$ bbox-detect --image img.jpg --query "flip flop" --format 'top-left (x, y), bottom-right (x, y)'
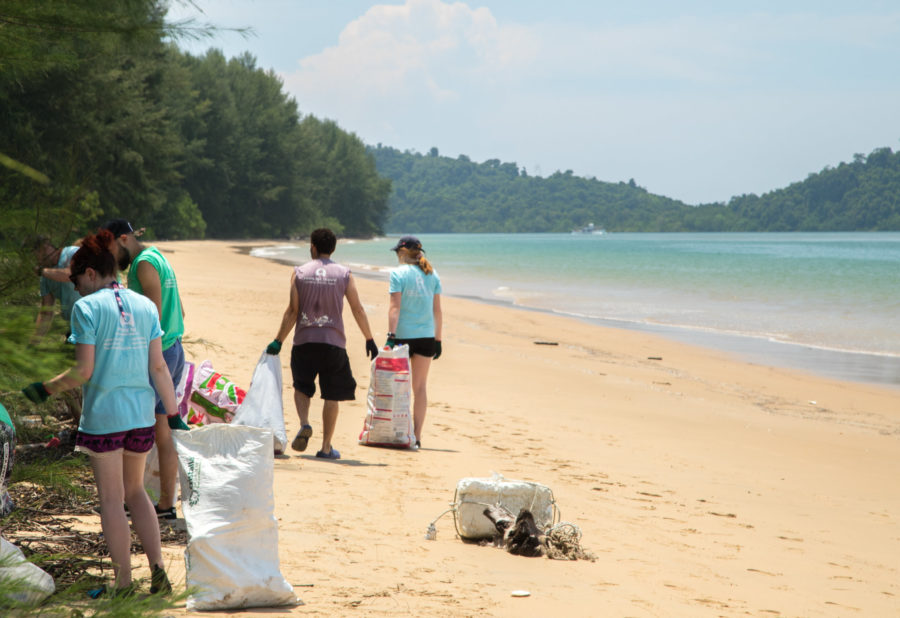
top-left (291, 425), bottom-right (313, 452)
top-left (315, 447), bottom-right (341, 460)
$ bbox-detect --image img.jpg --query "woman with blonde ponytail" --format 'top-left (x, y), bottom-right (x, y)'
top-left (386, 236), bottom-right (442, 449)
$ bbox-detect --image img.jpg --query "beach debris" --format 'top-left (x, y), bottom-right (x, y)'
top-left (511, 590), bottom-right (531, 597)
top-left (482, 507), bottom-right (596, 561)
top-left (425, 523), bottom-right (437, 540)
top-left (647, 356), bottom-right (662, 360)
top-left (534, 341), bottom-right (558, 345)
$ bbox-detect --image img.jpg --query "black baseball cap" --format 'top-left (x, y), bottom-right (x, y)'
top-left (103, 219), bottom-right (143, 237)
top-left (390, 236), bottom-right (422, 251)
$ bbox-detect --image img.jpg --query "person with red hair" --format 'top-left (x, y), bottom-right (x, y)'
top-left (22, 229), bottom-right (174, 598)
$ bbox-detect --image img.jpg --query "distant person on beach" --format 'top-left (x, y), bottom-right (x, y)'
top-left (386, 236), bottom-right (442, 449)
top-left (104, 219), bottom-right (185, 521)
top-left (267, 228), bottom-right (378, 460)
top-left (30, 236), bottom-right (82, 343)
top-left (21, 230), bottom-right (173, 597)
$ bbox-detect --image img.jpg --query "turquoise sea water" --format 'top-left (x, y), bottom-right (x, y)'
top-left (253, 233), bottom-right (900, 387)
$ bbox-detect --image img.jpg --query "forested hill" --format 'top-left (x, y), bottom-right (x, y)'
top-left (369, 145), bottom-right (900, 232)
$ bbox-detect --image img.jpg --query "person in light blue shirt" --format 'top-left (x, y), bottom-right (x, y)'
top-left (21, 229), bottom-right (174, 598)
top-left (31, 237), bottom-right (82, 342)
top-left (386, 236), bottom-right (443, 449)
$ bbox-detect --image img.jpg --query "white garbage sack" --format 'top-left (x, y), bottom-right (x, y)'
top-left (232, 353), bottom-right (288, 453)
top-left (358, 344), bottom-right (415, 448)
top-left (173, 425), bottom-right (297, 611)
top-left (453, 472), bottom-right (558, 540)
top-left (0, 536), bottom-right (55, 605)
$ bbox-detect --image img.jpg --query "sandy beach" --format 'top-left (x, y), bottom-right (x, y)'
top-left (152, 240), bottom-right (899, 617)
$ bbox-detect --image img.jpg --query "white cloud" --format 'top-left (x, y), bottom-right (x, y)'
top-left (275, 0), bottom-right (900, 202)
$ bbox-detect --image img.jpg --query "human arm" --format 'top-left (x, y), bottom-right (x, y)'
top-left (41, 267), bottom-right (72, 283)
top-left (345, 275), bottom-right (378, 358)
top-left (148, 337), bottom-right (178, 417)
top-left (24, 343), bottom-right (94, 401)
top-left (387, 292), bottom-right (402, 346)
top-left (269, 271), bottom-right (299, 353)
top-left (32, 294), bottom-right (56, 342)
top-left (433, 294), bottom-right (443, 359)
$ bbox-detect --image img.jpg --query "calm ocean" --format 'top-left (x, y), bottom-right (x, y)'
top-left (252, 233), bottom-right (900, 388)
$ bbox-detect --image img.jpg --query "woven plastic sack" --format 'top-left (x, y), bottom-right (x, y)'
top-left (358, 345), bottom-right (414, 448)
top-left (173, 424), bottom-right (297, 611)
top-left (454, 472), bottom-right (558, 540)
top-left (189, 360), bottom-right (246, 424)
top-left (232, 353), bottom-right (288, 454)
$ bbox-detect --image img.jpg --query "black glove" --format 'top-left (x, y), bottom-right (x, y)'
top-left (433, 340), bottom-right (442, 360)
top-left (266, 339), bottom-right (282, 355)
top-left (23, 381), bottom-right (50, 403)
top-left (365, 339), bottom-right (378, 360)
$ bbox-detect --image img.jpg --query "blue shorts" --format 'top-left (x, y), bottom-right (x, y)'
top-left (152, 338), bottom-right (185, 415)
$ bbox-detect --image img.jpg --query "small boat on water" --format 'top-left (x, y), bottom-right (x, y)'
top-left (571, 223), bottom-right (606, 235)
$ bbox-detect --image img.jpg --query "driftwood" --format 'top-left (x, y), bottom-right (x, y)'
top-left (482, 506), bottom-right (546, 557)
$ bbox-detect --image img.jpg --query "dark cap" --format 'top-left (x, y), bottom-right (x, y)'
top-left (390, 236), bottom-right (422, 252)
top-left (103, 219), bottom-right (143, 237)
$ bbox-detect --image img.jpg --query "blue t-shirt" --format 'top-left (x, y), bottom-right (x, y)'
top-left (69, 286), bottom-right (163, 435)
top-left (39, 246), bottom-right (81, 320)
top-left (389, 264), bottom-right (442, 339)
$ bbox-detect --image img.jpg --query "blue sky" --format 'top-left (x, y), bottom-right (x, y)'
top-left (166, 0), bottom-right (900, 204)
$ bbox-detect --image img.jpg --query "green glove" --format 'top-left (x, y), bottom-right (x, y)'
top-left (385, 337), bottom-right (396, 349)
top-left (168, 414), bottom-right (190, 431)
top-left (266, 339), bottom-right (282, 355)
top-left (22, 382), bottom-right (50, 403)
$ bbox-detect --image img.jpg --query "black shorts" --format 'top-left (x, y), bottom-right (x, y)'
top-left (291, 342), bottom-right (357, 401)
top-left (394, 337), bottom-right (436, 358)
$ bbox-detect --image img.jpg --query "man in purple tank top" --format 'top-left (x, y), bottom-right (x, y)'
top-left (267, 229), bottom-right (378, 460)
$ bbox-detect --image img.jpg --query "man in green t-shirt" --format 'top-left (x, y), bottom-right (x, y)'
top-left (105, 219), bottom-right (185, 521)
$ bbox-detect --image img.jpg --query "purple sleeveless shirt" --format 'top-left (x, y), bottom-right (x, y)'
top-left (292, 258), bottom-right (350, 348)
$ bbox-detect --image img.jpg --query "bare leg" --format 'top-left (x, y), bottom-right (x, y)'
top-left (409, 354), bottom-right (432, 443)
top-left (293, 389), bottom-right (311, 427)
top-left (91, 451), bottom-right (133, 588)
top-left (154, 415), bottom-right (177, 510)
top-left (320, 400), bottom-right (339, 453)
top-left (123, 451), bottom-right (163, 569)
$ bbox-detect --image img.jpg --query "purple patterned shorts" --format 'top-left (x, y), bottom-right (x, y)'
top-left (75, 426), bottom-right (155, 455)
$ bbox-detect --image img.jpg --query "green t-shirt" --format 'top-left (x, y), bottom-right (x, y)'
top-left (127, 246), bottom-right (184, 350)
top-left (0, 402), bottom-right (11, 428)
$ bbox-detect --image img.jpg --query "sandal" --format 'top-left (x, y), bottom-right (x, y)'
top-left (315, 447), bottom-right (340, 460)
top-left (291, 425), bottom-right (313, 452)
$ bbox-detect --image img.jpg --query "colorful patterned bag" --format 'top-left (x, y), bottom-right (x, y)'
top-left (189, 360), bottom-right (246, 424)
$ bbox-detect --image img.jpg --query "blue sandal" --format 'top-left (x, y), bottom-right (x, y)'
top-left (315, 447), bottom-right (340, 460)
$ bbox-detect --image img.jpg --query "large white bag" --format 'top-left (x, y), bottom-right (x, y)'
top-left (0, 536), bottom-right (55, 605)
top-left (453, 473), bottom-right (558, 540)
top-left (359, 345), bottom-right (415, 448)
top-left (173, 425), bottom-right (297, 611)
top-left (232, 353), bottom-right (288, 453)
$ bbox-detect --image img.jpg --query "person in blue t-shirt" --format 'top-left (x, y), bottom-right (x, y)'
top-left (22, 230), bottom-right (174, 598)
top-left (386, 236), bottom-right (443, 449)
top-left (30, 236), bottom-right (82, 343)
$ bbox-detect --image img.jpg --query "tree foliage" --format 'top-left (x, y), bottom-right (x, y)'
top-left (371, 144), bottom-right (900, 232)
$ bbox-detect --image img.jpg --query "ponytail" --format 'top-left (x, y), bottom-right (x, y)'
top-left (398, 247), bottom-right (433, 275)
